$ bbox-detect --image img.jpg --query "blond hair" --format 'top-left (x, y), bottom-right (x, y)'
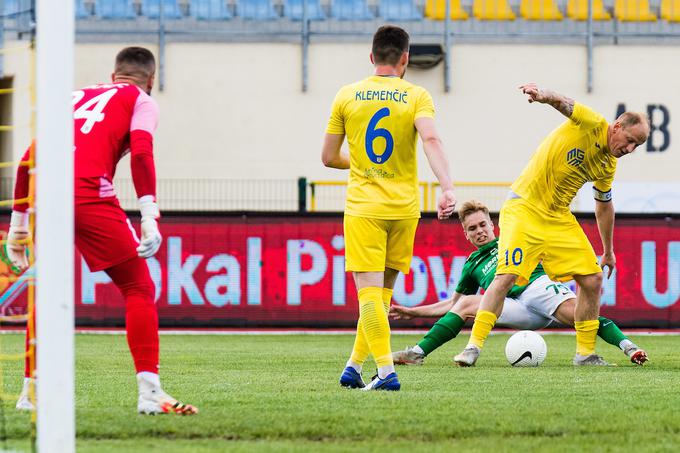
top-left (457, 199), bottom-right (490, 223)
top-left (617, 111), bottom-right (650, 133)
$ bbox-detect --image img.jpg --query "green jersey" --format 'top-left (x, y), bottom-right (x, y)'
top-left (455, 238), bottom-right (545, 298)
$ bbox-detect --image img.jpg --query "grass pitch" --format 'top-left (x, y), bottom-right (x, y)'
top-left (2, 332), bottom-right (680, 452)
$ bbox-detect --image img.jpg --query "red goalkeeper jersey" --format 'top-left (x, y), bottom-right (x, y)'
top-left (14, 82), bottom-right (159, 211)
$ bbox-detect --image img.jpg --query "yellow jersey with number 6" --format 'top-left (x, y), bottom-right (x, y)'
top-left (326, 76), bottom-right (435, 219)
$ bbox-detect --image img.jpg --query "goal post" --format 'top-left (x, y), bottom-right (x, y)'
top-left (35, 0), bottom-right (75, 451)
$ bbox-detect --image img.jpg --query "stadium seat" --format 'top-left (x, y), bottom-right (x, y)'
top-left (567, 0), bottom-right (611, 19)
top-left (3, 0), bottom-right (18, 16)
top-left (331, 0), bottom-right (375, 19)
top-left (285, 0), bottom-right (326, 20)
top-left (473, 0), bottom-right (516, 19)
top-left (615, 0), bottom-right (657, 20)
top-left (76, 0), bottom-right (92, 18)
top-left (520, 0), bottom-right (563, 19)
top-left (142, 0), bottom-right (184, 19)
top-left (191, 0), bottom-right (233, 19)
top-left (424, 0), bottom-right (469, 19)
top-left (379, 0), bottom-right (423, 20)
top-left (237, 0), bottom-right (279, 19)
top-left (96, 0), bottom-right (138, 19)
top-left (661, 0), bottom-right (680, 21)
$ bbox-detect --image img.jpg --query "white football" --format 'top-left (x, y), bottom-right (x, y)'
top-left (505, 330), bottom-right (547, 367)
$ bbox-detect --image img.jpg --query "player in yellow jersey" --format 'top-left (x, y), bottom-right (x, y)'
top-left (322, 25), bottom-right (456, 390)
top-left (454, 83), bottom-right (649, 367)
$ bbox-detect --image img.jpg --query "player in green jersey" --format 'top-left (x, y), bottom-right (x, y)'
top-left (391, 200), bottom-right (648, 366)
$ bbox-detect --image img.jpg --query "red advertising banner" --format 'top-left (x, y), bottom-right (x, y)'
top-left (2, 214), bottom-right (680, 327)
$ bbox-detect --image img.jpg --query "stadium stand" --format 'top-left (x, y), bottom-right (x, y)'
top-left (96, 0), bottom-right (138, 19)
top-left (141, 0), bottom-right (185, 19)
top-left (285, 0), bottom-right (327, 20)
top-left (331, 0), bottom-right (375, 19)
top-left (615, 0), bottom-right (657, 20)
top-left (77, 0), bottom-right (91, 18)
top-left (191, 0), bottom-right (233, 19)
top-left (379, 0), bottom-right (423, 20)
top-left (237, 0), bottom-right (280, 19)
top-left (567, 0), bottom-right (611, 19)
top-left (473, 0), bottom-right (516, 19)
top-left (662, 0), bottom-right (680, 20)
top-left (424, 0), bottom-right (469, 20)
top-left (520, 0), bottom-right (564, 19)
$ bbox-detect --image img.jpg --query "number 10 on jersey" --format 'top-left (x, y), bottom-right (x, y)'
top-left (365, 107), bottom-right (394, 164)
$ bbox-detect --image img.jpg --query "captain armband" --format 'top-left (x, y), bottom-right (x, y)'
top-left (593, 186), bottom-right (612, 202)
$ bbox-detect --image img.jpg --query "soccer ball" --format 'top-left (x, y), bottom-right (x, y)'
top-left (505, 330), bottom-right (547, 367)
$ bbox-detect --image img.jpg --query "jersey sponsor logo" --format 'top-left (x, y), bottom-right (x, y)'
top-left (482, 249), bottom-right (498, 275)
top-left (566, 148), bottom-right (585, 167)
top-left (511, 350), bottom-right (533, 366)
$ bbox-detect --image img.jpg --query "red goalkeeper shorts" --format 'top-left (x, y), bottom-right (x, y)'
top-left (75, 197), bottom-right (140, 272)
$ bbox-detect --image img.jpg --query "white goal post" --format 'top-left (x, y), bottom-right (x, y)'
top-left (35, 0), bottom-right (75, 451)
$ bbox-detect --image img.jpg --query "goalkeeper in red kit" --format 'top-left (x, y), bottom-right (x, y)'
top-left (8, 47), bottom-right (197, 415)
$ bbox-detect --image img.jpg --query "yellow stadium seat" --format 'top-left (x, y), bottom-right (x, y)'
top-left (661, 0), bottom-right (680, 21)
top-left (425, 0), bottom-right (469, 19)
top-left (521, 0), bottom-right (563, 19)
top-left (615, 0), bottom-right (657, 20)
top-left (473, 0), bottom-right (516, 19)
top-left (567, 0), bottom-right (611, 19)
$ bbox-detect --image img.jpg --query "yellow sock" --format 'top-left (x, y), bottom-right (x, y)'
top-left (575, 319), bottom-right (600, 356)
top-left (382, 288), bottom-right (394, 314)
top-left (350, 319), bottom-right (370, 365)
top-left (470, 310), bottom-right (497, 349)
top-left (358, 286), bottom-right (393, 368)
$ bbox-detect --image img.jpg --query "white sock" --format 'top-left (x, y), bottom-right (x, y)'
top-left (377, 365), bottom-right (395, 379)
top-left (24, 377), bottom-right (33, 386)
top-left (413, 345), bottom-right (425, 355)
top-left (137, 372), bottom-right (161, 388)
top-left (346, 360), bottom-right (362, 373)
top-left (619, 339), bottom-right (635, 353)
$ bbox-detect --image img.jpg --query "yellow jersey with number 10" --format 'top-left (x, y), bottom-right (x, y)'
top-left (326, 76), bottom-right (435, 220)
top-left (511, 102), bottom-right (617, 215)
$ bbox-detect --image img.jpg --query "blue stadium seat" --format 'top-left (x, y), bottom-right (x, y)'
top-left (379, 0), bottom-right (422, 19)
top-left (76, 0), bottom-right (92, 18)
top-left (96, 0), bottom-right (138, 19)
top-left (3, 0), bottom-right (18, 16)
top-left (141, 0), bottom-right (184, 19)
top-left (285, 0), bottom-right (326, 20)
top-left (191, 0), bottom-right (233, 19)
top-left (237, 0), bottom-right (279, 19)
top-left (331, 0), bottom-right (375, 19)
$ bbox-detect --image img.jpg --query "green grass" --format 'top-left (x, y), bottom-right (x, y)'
top-left (1, 333), bottom-right (680, 452)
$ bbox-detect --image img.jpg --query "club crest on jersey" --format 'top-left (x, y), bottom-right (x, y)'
top-left (566, 148), bottom-right (585, 167)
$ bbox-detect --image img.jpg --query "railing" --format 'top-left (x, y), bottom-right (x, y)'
top-left (0, 177), bottom-right (512, 213)
top-left (307, 179), bottom-right (512, 212)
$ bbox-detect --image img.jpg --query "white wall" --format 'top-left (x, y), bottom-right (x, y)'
top-left (5, 41), bottom-right (679, 209)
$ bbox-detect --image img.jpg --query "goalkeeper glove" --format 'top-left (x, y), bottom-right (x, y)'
top-left (4, 211), bottom-right (29, 274)
top-left (136, 196), bottom-right (162, 258)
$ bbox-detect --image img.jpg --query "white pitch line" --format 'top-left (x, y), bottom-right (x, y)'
top-left (1, 329), bottom-right (679, 336)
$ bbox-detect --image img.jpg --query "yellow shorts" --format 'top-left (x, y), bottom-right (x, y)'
top-left (344, 215), bottom-right (419, 274)
top-left (497, 198), bottom-right (601, 285)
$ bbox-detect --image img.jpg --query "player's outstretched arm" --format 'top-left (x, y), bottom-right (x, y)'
top-left (415, 117), bottom-right (456, 220)
top-left (595, 199), bottom-right (616, 278)
top-left (519, 83), bottom-right (575, 118)
top-left (321, 133), bottom-right (349, 169)
top-left (389, 293), bottom-right (461, 319)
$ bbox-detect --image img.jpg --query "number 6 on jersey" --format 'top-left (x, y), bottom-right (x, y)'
top-left (365, 107), bottom-right (394, 164)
